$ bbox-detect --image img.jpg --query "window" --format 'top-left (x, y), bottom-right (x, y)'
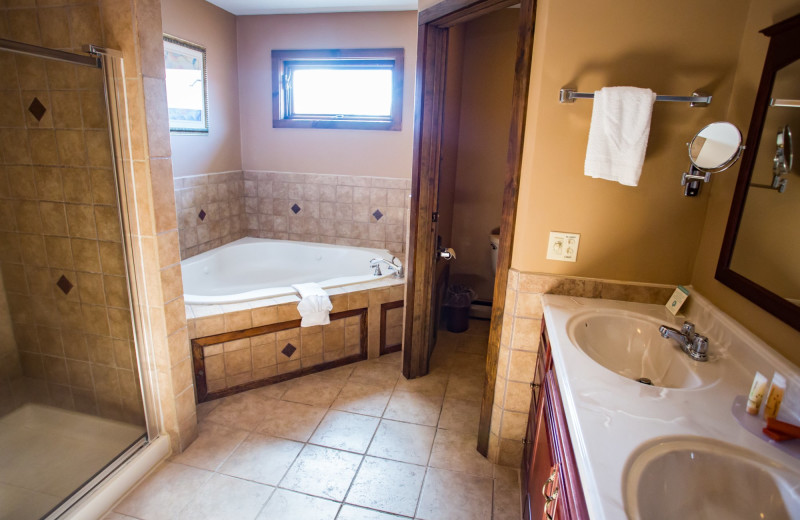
top-left (272, 49), bottom-right (404, 131)
top-left (163, 35), bottom-right (208, 133)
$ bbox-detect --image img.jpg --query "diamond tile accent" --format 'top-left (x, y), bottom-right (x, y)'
top-left (281, 343), bottom-right (297, 358)
top-left (372, 209), bottom-right (383, 221)
top-left (28, 97), bottom-right (46, 122)
top-left (291, 203), bottom-right (301, 214)
top-left (56, 275), bottom-right (73, 295)
top-left (198, 209), bottom-right (206, 221)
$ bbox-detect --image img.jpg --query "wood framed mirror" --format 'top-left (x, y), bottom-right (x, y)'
top-left (716, 13), bottom-right (800, 331)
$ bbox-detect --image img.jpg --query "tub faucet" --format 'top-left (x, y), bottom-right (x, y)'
top-left (370, 257), bottom-right (404, 278)
top-left (659, 321), bottom-right (709, 362)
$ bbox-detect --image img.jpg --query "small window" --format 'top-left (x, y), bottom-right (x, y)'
top-left (272, 49), bottom-right (404, 131)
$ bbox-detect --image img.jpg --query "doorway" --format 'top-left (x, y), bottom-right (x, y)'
top-left (403, 0), bottom-right (536, 456)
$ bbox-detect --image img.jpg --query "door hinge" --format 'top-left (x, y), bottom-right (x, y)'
top-left (432, 212), bottom-right (438, 222)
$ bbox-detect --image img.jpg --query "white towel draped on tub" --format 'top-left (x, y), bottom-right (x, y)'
top-left (292, 283), bottom-right (333, 327)
top-left (584, 86), bottom-right (657, 186)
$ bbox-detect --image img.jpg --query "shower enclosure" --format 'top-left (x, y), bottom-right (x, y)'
top-left (0, 38), bottom-right (156, 519)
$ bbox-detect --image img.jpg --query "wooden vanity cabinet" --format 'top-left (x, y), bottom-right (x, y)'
top-left (522, 319), bottom-right (589, 520)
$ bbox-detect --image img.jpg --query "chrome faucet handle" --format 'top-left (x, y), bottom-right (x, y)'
top-left (681, 322), bottom-right (696, 339)
top-left (689, 334), bottom-right (709, 361)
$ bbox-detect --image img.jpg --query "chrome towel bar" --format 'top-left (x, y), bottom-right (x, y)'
top-left (559, 88), bottom-right (712, 107)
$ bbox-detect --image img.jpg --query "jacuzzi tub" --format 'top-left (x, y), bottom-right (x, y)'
top-left (182, 238), bottom-right (400, 305)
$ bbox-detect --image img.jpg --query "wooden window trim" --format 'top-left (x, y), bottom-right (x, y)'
top-left (271, 48), bottom-right (404, 131)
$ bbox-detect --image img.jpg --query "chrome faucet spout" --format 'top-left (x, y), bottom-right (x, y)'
top-left (369, 257), bottom-right (404, 278)
top-left (659, 321), bottom-right (709, 362)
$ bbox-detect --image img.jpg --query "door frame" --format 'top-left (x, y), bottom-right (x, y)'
top-left (403, 0), bottom-right (537, 455)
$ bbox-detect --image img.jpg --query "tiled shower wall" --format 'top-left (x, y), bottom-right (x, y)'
top-left (487, 269), bottom-right (676, 466)
top-left (0, 49), bottom-right (143, 423)
top-left (174, 170), bottom-right (246, 259)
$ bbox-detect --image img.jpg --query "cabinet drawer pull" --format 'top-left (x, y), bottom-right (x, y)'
top-left (542, 464), bottom-right (560, 519)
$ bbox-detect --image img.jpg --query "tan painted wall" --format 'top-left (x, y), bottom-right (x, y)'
top-left (236, 11), bottom-right (418, 178)
top-left (162, 0), bottom-right (242, 177)
top-left (511, 0), bottom-right (751, 284)
top-left (691, 0), bottom-right (800, 366)
top-left (449, 9), bottom-right (517, 300)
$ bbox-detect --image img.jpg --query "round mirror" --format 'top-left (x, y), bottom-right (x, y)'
top-left (688, 122), bottom-right (743, 172)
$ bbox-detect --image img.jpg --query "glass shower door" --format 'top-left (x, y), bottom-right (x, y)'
top-left (0, 40), bottom-right (148, 520)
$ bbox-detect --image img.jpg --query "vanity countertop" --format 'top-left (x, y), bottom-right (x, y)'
top-left (541, 292), bottom-right (800, 519)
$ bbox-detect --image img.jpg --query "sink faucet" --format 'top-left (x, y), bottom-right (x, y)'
top-left (370, 257), bottom-right (404, 278)
top-left (659, 321), bottom-right (709, 362)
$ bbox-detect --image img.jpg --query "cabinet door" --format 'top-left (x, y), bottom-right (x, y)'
top-left (523, 376), bottom-right (558, 520)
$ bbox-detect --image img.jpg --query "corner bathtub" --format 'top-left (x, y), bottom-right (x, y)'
top-left (182, 238), bottom-right (400, 305)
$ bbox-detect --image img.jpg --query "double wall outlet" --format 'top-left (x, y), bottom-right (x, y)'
top-left (546, 232), bottom-right (580, 262)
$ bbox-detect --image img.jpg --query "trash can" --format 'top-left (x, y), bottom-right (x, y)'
top-left (443, 284), bottom-right (477, 333)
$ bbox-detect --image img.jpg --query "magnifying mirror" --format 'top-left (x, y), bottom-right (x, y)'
top-left (775, 125), bottom-right (793, 175)
top-left (682, 122), bottom-right (744, 196)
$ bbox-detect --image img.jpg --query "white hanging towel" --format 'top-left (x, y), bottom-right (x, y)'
top-left (584, 86), bottom-right (657, 186)
top-left (292, 283), bottom-right (333, 327)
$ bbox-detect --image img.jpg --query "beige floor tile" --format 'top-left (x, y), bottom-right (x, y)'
top-left (382, 391), bottom-right (442, 427)
top-left (177, 473), bottom-right (274, 520)
top-left (416, 467), bottom-right (493, 520)
top-left (255, 398), bottom-right (327, 442)
top-left (312, 364), bottom-right (355, 382)
top-left (330, 381), bottom-right (392, 417)
top-left (170, 421), bottom-right (248, 471)
top-left (449, 353), bottom-right (486, 377)
top-left (456, 336), bottom-right (489, 356)
top-left (336, 504), bottom-right (407, 519)
top-left (249, 380), bottom-right (294, 400)
top-left (309, 410), bottom-right (380, 454)
top-left (493, 465), bottom-right (522, 520)
top-left (114, 462), bottom-right (213, 520)
top-left (103, 514), bottom-right (138, 519)
top-left (348, 360), bottom-right (400, 389)
top-left (195, 400), bottom-right (222, 422)
top-left (393, 371), bottom-right (448, 398)
top-left (257, 488), bottom-right (340, 520)
top-left (282, 376), bottom-right (345, 407)
top-left (219, 432), bottom-right (303, 486)
top-left (280, 445), bottom-right (362, 501)
top-left (374, 351), bottom-right (401, 366)
top-left (438, 398), bottom-right (481, 435)
top-left (344, 457), bottom-right (425, 517)
top-left (444, 373), bottom-right (484, 402)
top-left (428, 429), bottom-right (494, 477)
top-left (366, 419), bottom-right (435, 466)
top-left (205, 392), bottom-right (274, 431)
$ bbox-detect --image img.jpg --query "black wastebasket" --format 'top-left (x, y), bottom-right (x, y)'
top-left (443, 285), bottom-right (477, 333)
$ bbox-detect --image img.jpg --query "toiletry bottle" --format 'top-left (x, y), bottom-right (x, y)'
top-left (764, 373), bottom-right (786, 420)
top-left (746, 372), bottom-right (768, 415)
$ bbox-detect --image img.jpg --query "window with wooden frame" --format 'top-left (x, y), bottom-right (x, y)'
top-left (272, 48), bottom-right (404, 131)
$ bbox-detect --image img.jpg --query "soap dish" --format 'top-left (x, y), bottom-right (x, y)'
top-left (731, 395), bottom-right (800, 460)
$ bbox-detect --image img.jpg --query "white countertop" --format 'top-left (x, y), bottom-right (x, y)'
top-left (541, 293), bottom-right (800, 519)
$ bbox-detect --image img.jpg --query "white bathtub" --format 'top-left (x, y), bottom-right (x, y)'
top-left (182, 238), bottom-right (400, 305)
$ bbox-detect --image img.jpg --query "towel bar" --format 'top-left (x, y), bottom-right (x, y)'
top-left (559, 88), bottom-right (712, 107)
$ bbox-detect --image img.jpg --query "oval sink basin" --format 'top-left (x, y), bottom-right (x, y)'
top-left (624, 437), bottom-right (800, 520)
top-left (567, 311), bottom-right (709, 388)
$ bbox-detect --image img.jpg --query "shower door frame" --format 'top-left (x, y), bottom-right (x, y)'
top-left (0, 38), bottom-right (164, 518)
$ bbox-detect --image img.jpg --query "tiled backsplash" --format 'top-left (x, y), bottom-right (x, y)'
top-left (174, 171), bottom-right (411, 260)
top-left (174, 171), bottom-right (246, 259)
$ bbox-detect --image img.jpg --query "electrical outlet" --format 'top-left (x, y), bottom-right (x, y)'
top-left (546, 232), bottom-right (580, 262)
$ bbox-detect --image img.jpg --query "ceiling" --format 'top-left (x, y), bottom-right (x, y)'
top-left (206, 0), bottom-right (418, 16)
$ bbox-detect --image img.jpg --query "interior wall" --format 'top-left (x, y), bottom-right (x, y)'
top-left (236, 11), bottom-right (418, 178)
top-left (691, 0), bottom-right (800, 366)
top-left (449, 9), bottom-right (517, 300)
top-left (161, 0), bottom-right (242, 177)
top-left (511, 0), bottom-right (751, 284)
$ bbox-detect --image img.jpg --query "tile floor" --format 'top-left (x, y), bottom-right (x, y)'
top-left (107, 320), bottom-right (521, 520)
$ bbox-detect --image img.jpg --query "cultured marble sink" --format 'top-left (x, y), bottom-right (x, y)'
top-left (624, 437), bottom-right (800, 520)
top-left (567, 310), bottom-right (713, 389)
